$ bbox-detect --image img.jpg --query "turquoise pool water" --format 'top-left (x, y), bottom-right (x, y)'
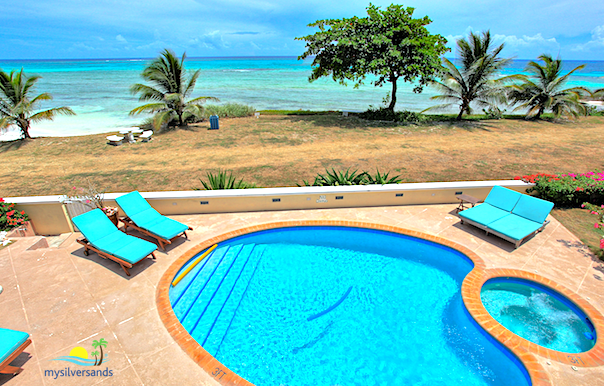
top-left (169, 227), bottom-right (530, 386)
top-left (481, 278), bottom-right (596, 353)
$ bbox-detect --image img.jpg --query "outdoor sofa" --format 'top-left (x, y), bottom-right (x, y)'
top-left (458, 185), bottom-right (554, 248)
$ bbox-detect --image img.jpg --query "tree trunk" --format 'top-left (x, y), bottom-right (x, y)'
top-left (387, 75), bottom-right (398, 112)
top-left (98, 346), bottom-right (104, 366)
top-left (18, 118), bottom-right (31, 139)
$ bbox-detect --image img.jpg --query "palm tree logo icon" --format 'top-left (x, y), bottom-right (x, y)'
top-left (92, 338), bottom-right (108, 366)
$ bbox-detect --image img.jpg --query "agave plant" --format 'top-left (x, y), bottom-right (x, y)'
top-left (366, 169), bottom-right (403, 185)
top-left (301, 168), bottom-right (370, 186)
top-left (197, 170), bottom-right (255, 190)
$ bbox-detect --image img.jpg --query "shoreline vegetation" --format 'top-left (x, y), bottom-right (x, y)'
top-left (2, 112), bottom-right (604, 256)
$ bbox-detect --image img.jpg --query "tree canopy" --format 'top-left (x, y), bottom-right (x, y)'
top-left (130, 49), bottom-right (217, 131)
top-left (508, 54), bottom-right (587, 119)
top-left (297, 3), bottom-right (449, 111)
top-left (0, 68), bottom-right (75, 139)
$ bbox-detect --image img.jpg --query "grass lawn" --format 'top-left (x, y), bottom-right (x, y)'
top-left (1, 113), bottom-right (603, 256)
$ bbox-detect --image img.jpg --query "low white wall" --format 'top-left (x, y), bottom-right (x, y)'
top-left (4, 180), bottom-right (531, 235)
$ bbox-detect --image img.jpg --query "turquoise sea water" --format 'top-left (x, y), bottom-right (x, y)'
top-left (170, 227), bottom-right (530, 386)
top-left (1, 56), bottom-right (603, 140)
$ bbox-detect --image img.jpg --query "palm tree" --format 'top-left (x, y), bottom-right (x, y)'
top-left (425, 31), bottom-right (520, 120)
top-left (90, 350), bottom-right (99, 366)
top-left (507, 54), bottom-right (587, 119)
top-left (130, 49), bottom-right (218, 131)
top-left (0, 68), bottom-right (75, 139)
top-left (91, 338), bottom-right (107, 366)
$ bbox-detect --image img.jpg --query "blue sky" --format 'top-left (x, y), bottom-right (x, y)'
top-left (2, 0), bottom-right (604, 60)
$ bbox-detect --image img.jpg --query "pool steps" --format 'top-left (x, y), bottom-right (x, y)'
top-left (170, 244), bottom-right (266, 355)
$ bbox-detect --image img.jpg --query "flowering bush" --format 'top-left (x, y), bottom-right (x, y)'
top-left (0, 198), bottom-right (29, 231)
top-left (583, 202), bottom-right (604, 249)
top-left (515, 171), bottom-right (604, 207)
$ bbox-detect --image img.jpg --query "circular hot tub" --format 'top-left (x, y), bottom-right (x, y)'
top-left (481, 277), bottom-right (596, 353)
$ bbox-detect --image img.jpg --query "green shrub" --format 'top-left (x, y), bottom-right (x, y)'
top-left (359, 107), bottom-right (426, 123)
top-left (300, 168), bottom-right (369, 186)
top-left (196, 170), bottom-right (255, 190)
top-left (0, 198), bottom-right (29, 231)
top-left (300, 168), bottom-right (402, 186)
top-left (366, 169), bottom-right (403, 184)
top-left (203, 103), bottom-right (256, 119)
top-left (517, 172), bottom-right (604, 207)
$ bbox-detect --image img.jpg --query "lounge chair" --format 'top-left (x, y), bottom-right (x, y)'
top-left (140, 130), bottom-right (153, 142)
top-left (116, 191), bottom-right (192, 251)
top-left (0, 328), bottom-right (31, 375)
top-left (106, 135), bottom-right (124, 146)
top-left (459, 186), bottom-right (554, 248)
top-left (72, 209), bottom-right (157, 276)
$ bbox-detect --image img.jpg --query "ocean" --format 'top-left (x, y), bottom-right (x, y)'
top-left (0, 56), bottom-right (603, 140)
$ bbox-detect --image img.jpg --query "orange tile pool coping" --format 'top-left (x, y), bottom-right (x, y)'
top-left (156, 220), bottom-right (604, 386)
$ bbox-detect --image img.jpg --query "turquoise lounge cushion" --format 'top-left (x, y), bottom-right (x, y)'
top-left (73, 209), bottom-right (157, 265)
top-left (487, 214), bottom-right (543, 241)
top-left (117, 191), bottom-right (189, 240)
top-left (72, 209), bottom-right (116, 243)
top-left (94, 231), bottom-right (157, 265)
top-left (484, 186), bottom-right (522, 212)
top-left (459, 203), bottom-right (511, 226)
top-left (115, 191), bottom-right (153, 217)
top-left (0, 328), bottom-right (29, 363)
top-left (512, 194), bottom-right (554, 224)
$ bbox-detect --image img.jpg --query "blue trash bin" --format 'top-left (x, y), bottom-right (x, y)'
top-left (210, 115), bottom-right (219, 130)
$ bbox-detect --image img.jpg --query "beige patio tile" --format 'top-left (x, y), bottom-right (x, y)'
top-left (132, 343), bottom-right (221, 386)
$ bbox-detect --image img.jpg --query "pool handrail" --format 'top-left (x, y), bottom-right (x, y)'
top-left (172, 244), bottom-right (218, 286)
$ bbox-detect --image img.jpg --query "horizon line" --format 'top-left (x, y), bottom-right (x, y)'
top-left (1, 55), bottom-right (602, 63)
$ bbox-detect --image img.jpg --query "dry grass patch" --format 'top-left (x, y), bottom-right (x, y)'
top-left (2, 114), bottom-right (604, 197)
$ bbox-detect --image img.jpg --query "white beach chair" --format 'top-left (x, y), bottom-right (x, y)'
top-left (106, 135), bottom-right (124, 146)
top-left (140, 130), bottom-right (153, 142)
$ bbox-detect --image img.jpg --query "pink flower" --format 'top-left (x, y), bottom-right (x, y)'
top-left (85, 200), bottom-right (91, 204)
top-left (601, 239), bottom-right (604, 249)
top-left (581, 204), bottom-right (586, 208)
top-left (595, 223), bottom-right (600, 229)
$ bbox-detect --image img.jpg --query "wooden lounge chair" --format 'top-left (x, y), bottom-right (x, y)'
top-left (459, 186), bottom-right (554, 248)
top-left (116, 191), bottom-right (192, 251)
top-left (72, 209), bottom-right (157, 276)
top-left (0, 328), bottom-right (31, 376)
top-left (106, 135), bottom-right (124, 146)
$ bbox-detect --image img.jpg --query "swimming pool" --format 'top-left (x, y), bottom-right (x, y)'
top-left (168, 226), bottom-right (531, 386)
top-left (481, 278), bottom-right (596, 353)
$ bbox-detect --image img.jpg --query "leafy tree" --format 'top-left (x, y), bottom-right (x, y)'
top-left (130, 49), bottom-right (218, 131)
top-left (508, 54), bottom-right (588, 119)
top-left (0, 68), bottom-right (75, 139)
top-left (91, 338), bottom-right (107, 366)
top-left (426, 31), bottom-right (520, 120)
top-left (297, 3), bottom-right (449, 111)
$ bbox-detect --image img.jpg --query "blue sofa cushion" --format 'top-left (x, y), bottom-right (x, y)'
top-left (484, 185), bottom-right (522, 212)
top-left (459, 203), bottom-right (511, 226)
top-left (511, 194), bottom-right (554, 224)
top-left (486, 214), bottom-right (544, 242)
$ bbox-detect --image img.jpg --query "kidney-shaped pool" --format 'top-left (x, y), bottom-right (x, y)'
top-left (168, 226), bottom-right (531, 386)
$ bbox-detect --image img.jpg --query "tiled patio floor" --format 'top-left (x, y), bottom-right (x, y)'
top-left (1, 204), bottom-right (603, 386)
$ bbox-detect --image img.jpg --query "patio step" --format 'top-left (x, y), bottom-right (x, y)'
top-left (170, 243), bottom-right (265, 355)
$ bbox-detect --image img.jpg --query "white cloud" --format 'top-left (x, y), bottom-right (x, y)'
top-left (116, 34), bottom-right (128, 43)
top-left (571, 24), bottom-right (604, 52)
top-left (493, 33), bottom-right (559, 48)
